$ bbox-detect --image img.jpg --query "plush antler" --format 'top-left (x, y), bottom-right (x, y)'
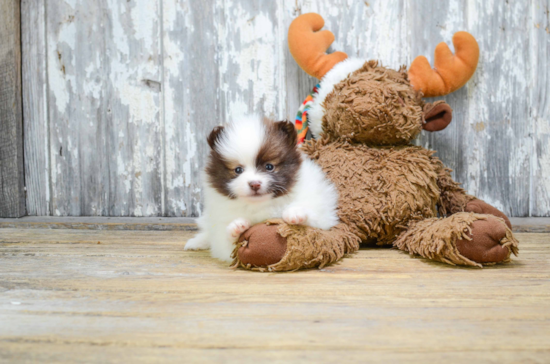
top-left (288, 13), bottom-right (348, 79)
top-left (408, 32), bottom-right (479, 97)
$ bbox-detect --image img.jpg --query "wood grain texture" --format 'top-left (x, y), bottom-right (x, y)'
top-left (530, 0), bottom-right (550, 216)
top-left (21, 0), bottom-right (49, 216)
top-left (0, 0), bottom-right (25, 218)
top-left (0, 216), bottom-right (198, 231)
top-left (413, 1), bottom-right (534, 218)
top-left (0, 228), bottom-right (549, 362)
top-left (22, 0), bottom-right (550, 217)
top-left (2, 216), bottom-right (549, 232)
top-left (467, 0), bottom-right (531, 217)
top-left (45, 0), bottom-right (164, 216)
top-left (162, 0), bottom-right (218, 217)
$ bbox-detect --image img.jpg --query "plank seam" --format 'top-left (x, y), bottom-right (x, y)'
top-left (19, 0), bottom-right (27, 208)
top-left (159, 0), bottom-right (167, 217)
top-left (44, 0), bottom-right (53, 216)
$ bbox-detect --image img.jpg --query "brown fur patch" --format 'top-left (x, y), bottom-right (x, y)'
top-left (205, 126), bottom-right (236, 198)
top-left (205, 148), bottom-right (239, 198)
top-left (256, 121), bottom-right (302, 197)
top-left (322, 61), bottom-right (424, 145)
top-left (207, 126), bottom-right (225, 149)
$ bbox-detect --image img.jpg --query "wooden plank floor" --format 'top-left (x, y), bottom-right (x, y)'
top-left (0, 228), bottom-right (549, 363)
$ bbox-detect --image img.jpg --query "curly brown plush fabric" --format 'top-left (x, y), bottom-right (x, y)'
top-left (322, 61), bottom-right (424, 146)
top-left (394, 212), bottom-right (518, 267)
top-left (302, 139), bottom-right (440, 244)
top-left (232, 220), bottom-right (359, 272)
top-left (432, 158), bottom-right (477, 216)
top-left (231, 24), bottom-right (517, 271)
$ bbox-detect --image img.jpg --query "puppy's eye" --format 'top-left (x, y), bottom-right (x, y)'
top-left (265, 164), bottom-right (274, 171)
top-left (235, 167), bottom-right (244, 174)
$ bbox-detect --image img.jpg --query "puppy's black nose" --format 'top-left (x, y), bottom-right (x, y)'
top-left (248, 181), bottom-right (262, 191)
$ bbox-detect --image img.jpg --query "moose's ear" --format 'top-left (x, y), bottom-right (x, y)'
top-left (274, 120), bottom-right (298, 146)
top-left (207, 126), bottom-right (225, 149)
top-left (422, 101), bottom-right (453, 132)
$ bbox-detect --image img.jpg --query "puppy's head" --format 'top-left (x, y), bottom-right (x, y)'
top-left (206, 116), bottom-right (301, 202)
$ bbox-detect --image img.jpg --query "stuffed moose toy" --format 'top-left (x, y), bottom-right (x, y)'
top-left (231, 13), bottom-right (518, 271)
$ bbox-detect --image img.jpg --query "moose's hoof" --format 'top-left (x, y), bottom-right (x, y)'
top-left (237, 223), bottom-right (287, 267)
top-left (465, 199), bottom-right (512, 229)
top-left (455, 216), bottom-right (511, 264)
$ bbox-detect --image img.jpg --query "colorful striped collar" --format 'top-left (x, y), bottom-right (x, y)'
top-left (295, 84), bottom-right (320, 145)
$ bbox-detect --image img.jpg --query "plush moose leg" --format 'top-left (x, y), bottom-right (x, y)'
top-left (231, 220), bottom-right (360, 272)
top-left (394, 212), bottom-right (518, 267)
top-left (434, 158), bottom-right (513, 229)
top-left (463, 199), bottom-right (512, 229)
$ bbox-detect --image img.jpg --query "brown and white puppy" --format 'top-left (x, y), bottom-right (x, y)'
top-left (185, 115), bottom-right (339, 262)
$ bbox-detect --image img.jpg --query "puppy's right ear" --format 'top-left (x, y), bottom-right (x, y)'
top-left (207, 126), bottom-right (225, 149)
top-left (274, 121), bottom-right (298, 147)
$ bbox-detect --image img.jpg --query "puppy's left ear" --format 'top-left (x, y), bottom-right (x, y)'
top-left (207, 126), bottom-right (225, 149)
top-left (275, 121), bottom-right (298, 146)
top-left (422, 101), bottom-right (453, 132)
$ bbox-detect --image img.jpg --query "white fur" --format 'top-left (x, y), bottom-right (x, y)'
top-left (185, 117), bottom-right (340, 262)
top-left (226, 218), bottom-right (251, 239)
top-left (215, 115), bottom-right (265, 169)
top-left (308, 58), bottom-right (366, 138)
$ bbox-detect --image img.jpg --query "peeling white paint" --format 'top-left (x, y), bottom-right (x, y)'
top-left (47, 20), bottom-right (76, 113)
top-left (130, 0), bottom-right (158, 51)
top-left (163, 37), bottom-right (184, 79)
top-left (82, 76), bottom-right (101, 99)
top-left (23, 0), bottom-right (549, 217)
top-left (109, 0), bottom-right (130, 56)
top-left (216, 4), bottom-right (280, 119)
top-left (182, 121), bottom-right (197, 187)
top-left (119, 83), bottom-right (158, 124)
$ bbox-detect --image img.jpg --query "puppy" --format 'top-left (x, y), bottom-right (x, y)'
top-left (185, 115), bottom-right (339, 262)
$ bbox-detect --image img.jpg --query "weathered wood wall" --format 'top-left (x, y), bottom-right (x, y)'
top-left (22, 0), bottom-right (550, 217)
top-left (0, 0), bottom-right (26, 217)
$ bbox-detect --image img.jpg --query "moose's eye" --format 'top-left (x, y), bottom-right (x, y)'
top-left (235, 167), bottom-right (244, 174)
top-left (265, 164), bottom-right (274, 171)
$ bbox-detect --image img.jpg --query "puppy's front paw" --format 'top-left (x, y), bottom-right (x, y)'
top-left (185, 235), bottom-right (210, 250)
top-left (227, 218), bottom-right (251, 240)
top-left (283, 206), bottom-right (308, 225)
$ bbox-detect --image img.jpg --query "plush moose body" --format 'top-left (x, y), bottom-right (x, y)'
top-left (231, 13), bottom-right (518, 271)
